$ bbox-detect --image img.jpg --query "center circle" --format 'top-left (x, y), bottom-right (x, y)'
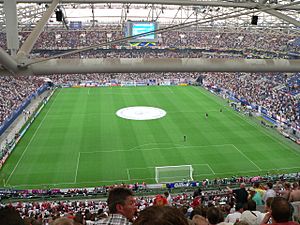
top-left (116, 106), bottom-right (167, 121)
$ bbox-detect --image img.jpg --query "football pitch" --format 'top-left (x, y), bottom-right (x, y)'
top-left (0, 86), bottom-right (299, 189)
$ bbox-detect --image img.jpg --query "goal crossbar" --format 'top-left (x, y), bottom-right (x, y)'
top-left (155, 165), bottom-right (193, 183)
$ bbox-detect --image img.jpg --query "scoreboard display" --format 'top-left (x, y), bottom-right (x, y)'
top-left (124, 21), bottom-right (158, 42)
top-left (70, 21), bottom-right (82, 30)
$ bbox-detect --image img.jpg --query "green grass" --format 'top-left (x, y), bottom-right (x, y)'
top-left (0, 86), bottom-right (299, 189)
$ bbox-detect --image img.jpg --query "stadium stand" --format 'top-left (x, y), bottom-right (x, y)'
top-left (202, 72), bottom-right (300, 132)
top-left (0, 28), bottom-right (298, 53)
top-left (0, 76), bottom-right (44, 128)
top-left (0, 179), bottom-right (300, 225)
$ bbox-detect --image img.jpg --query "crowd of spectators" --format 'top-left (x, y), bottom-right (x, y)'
top-left (202, 72), bottom-right (299, 129)
top-left (48, 72), bottom-right (198, 86)
top-left (1, 26), bottom-right (299, 54)
top-left (0, 26), bottom-right (299, 129)
top-left (0, 69), bottom-right (299, 141)
top-left (0, 76), bottom-right (44, 126)
top-left (0, 178), bottom-right (299, 225)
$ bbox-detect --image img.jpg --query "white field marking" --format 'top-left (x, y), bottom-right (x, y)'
top-left (127, 166), bottom-right (155, 170)
top-left (197, 83), bottom-right (300, 157)
top-left (116, 106), bottom-right (166, 121)
top-left (231, 144), bottom-right (262, 171)
top-left (167, 110), bottom-right (220, 114)
top-left (6, 90), bottom-right (61, 185)
top-left (276, 166), bottom-right (300, 170)
top-left (81, 144), bottom-right (233, 154)
top-left (234, 112), bottom-right (300, 156)
top-left (194, 173), bottom-right (218, 176)
top-left (128, 142), bottom-right (185, 152)
top-left (206, 164), bottom-right (216, 175)
top-left (11, 165), bottom-right (300, 188)
top-left (74, 152), bottom-right (81, 183)
top-left (103, 91), bottom-right (175, 95)
top-left (46, 110), bottom-right (222, 118)
top-left (192, 169), bottom-right (262, 177)
top-left (126, 169), bottom-right (131, 181)
top-left (88, 88), bottom-right (90, 95)
top-left (192, 88), bottom-right (299, 162)
top-left (193, 163), bottom-right (216, 175)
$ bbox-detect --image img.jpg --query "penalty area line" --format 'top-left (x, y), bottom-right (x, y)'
top-left (231, 144), bottom-right (262, 171)
top-left (74, 152), bottom-right (81, 183)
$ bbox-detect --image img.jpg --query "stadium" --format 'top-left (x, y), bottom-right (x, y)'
top-left (0, 0), bottom-right (299, 224)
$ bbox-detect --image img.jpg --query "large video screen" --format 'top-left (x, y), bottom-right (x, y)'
top-left (124, 21), bottom-right (158, 42)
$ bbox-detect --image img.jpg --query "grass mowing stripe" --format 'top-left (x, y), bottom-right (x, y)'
top-left (193, 86), bottom-right (299, 153)
top-left (6, 89), bottom-right (61, 186)
top-left (80, 144), bottom-right (233, 153)
top-left (234, 111), bottom-right (300, 156)
top-left (2, 86), bottom-right (299, 189)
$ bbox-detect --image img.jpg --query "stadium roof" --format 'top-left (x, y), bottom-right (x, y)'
top-left (0, 0), bottom-right (300, 75)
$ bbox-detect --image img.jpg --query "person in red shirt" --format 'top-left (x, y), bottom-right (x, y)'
top-left (153, 194), bottom-right (168, 206)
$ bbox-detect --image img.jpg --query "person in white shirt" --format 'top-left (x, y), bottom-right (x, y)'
top-left (240, 200), bottom-right (264, 225)
top-left (263, 182), bottom-right (276, 203)
top-left (225, 203), bottom-right (243, 223)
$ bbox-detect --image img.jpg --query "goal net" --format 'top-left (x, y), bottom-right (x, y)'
top-left (155, 165), bottom-right (194, 183)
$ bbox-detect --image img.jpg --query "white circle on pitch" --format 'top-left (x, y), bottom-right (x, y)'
top-left (116, 106), bottom-right (167, 120)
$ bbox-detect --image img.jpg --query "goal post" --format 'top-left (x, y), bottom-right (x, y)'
top-left (155, 165), bottom-right (194, 183)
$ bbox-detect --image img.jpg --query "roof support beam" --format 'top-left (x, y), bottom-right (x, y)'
top-left (3, 0), bottom-right (19, 57)
top-left (261, 8), bottom-right (300, 27)
top-left (17, 0), bottom-right (59, 61)
top-left (1, 58), bottom-right (300, 76)
top-left (1, 0), bottom-right (300, 11)
top-left (0, 47), bottom-right (19, 74)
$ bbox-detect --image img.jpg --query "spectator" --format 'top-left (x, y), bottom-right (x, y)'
top-left (227, 183), bottom-right (249, 205)
top-left (249, 188), bottom-right (263, 206)
top-left (253, 183), bottom-right (265, 199)
top-left (193, 215), bottom-right (209, 225)
top-left (263, 183), bottom-right (276, 204)
top-left (225, 203), bottom-right (244, 223)
top-left (278, 182), bottom-right (292, 201)
top-left (153, 194), bottom-right (168, 206)
top-left (289, 181), bottom-right (300, 202)
top-left (133, 205), bottom-right (189, 225)
top-left (51, 217), bottom-right (74, 225)
top-left (0, 206), bottom-right (25, 225)
top-left (261, 197), bottom-right (298, 225)
top-left (207, 207), bottom-right (224, 225)
top-left (240, 200), bottom-right (263, 225)
top-left (97, 187), bottom-right (137, 225)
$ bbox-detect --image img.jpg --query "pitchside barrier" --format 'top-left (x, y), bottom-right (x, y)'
top-left (0, 85), bottom-right (52, 171)
top-left (0, 84), bottom-right (49, 136)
